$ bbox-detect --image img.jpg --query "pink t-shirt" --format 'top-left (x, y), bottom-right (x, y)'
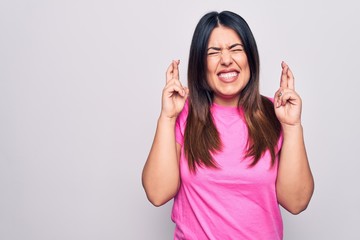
top-left (172, 101), bottom-right (283, 240)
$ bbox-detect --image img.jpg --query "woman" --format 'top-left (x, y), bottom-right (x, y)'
top-left (142, 10), bottom-right (314, 239)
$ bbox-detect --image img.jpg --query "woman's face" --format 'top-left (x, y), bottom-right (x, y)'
top-left (206, 26), bottom-right (250, 106)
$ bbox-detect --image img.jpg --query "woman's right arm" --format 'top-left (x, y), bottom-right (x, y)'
top-left (142, 60), bottom-right (188, 207)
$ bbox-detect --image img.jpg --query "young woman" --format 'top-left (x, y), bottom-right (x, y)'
top-left (142, 10), bottom-right (314, 239)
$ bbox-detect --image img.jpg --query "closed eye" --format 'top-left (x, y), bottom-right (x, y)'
top-left (208, 51), bottom-right (221, 56)
top-left (229, 43), bottom-right (244, 52)
top-left (207, 47), bottom-right (221, 56)
top-left (231, 48), bottom-right (243, 53)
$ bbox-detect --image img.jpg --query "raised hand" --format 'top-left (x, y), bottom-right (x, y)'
top-left (274, 61), bottom-right (302, 126)
top-left (161, 60), bottom-right (189, 119)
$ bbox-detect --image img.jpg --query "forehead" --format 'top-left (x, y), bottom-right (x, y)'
top-left (208, 26), bottom-right (242, 46)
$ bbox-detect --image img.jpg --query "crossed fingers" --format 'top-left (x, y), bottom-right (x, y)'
top-left (275, 61), bottom-right (297, 108)
top-left (165, 60), bottom-right (186, 97)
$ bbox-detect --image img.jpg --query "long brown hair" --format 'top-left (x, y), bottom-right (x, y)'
top-left (184, 11), bottom-right (282, 172)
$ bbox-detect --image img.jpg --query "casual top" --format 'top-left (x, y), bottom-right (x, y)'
top-left (172, 101), bottom-right (283, 240)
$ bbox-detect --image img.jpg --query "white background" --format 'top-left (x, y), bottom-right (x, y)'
top-left (1, 0), bottom-right (359, 239)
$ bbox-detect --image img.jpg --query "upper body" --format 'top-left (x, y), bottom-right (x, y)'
top-left (172, 101), bottom-right (283, 239)
top-left (142, 10), bottom-right (314, 239)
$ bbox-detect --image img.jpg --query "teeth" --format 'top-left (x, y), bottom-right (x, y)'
top-left (219, 72), bottom-right (238, 78)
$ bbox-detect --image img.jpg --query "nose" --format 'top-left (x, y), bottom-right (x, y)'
top-left (220, 50), bottom-right (233, 66)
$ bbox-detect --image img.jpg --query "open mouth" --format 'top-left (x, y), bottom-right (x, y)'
top-left (217, 71), bottom-right (239, 82)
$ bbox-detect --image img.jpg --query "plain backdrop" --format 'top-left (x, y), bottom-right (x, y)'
top-left (1, 0), bottom-right (359, 239)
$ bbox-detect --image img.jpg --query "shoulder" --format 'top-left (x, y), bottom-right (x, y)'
top-left (260, 95), bottom-right (276, 113)
top-left (261, 95), bottom-right (275, 104)
top-left (178, 100), bottom-right (189, 120)
top-left (176, 100), bottom-right (190, 129)
top-left (175, 100), bottom-right (189, 145)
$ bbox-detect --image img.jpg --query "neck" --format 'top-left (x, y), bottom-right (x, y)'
top-left (213, 96), bottom-right (239, 107)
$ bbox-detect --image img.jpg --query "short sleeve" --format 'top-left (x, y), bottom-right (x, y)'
top-left (175, 101), bottom-right (189, 146)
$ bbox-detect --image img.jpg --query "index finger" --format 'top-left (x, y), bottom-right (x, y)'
top-left (172, 60), bottom-right (180, 81)
top-left (166, 61), bottom-right (174, 83)
top-left (166, 60), bottom-right (180, 83)
top-left (287, 67), bottom-right (295, 90)
top-left (280, 61), bottom-right (288, 88)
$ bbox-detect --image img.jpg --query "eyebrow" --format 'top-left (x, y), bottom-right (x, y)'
top-left (207, 43), bottom-right (243, 51)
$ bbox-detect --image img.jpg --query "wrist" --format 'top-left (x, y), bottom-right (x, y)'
top-left (158, 113), bottom-right (177, 124)
top-left (281, 123), bottom-right (303, 136)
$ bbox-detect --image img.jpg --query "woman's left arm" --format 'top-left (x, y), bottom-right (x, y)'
top-left (274, 61), bottom-right (314, 215)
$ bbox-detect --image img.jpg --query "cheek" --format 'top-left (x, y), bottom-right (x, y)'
top-left (234, 55), bottom-right (248, 67)
top-left (236, 57), bottom-right (250, 76)
top-left (206, 61), bottom-right (218, 80)
top-left (206, 59), bottom-right (217, 73)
